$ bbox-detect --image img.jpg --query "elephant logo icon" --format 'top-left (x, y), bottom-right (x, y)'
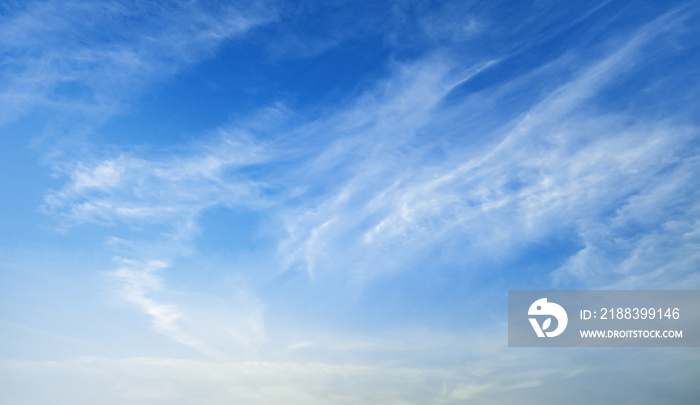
top-left (528, 298), bottom-right (568, 337)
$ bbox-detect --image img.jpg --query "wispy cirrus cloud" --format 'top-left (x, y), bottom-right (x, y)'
top-left (109, 258), bottom-right (218, 357)
top-left (43, 132), bottom-right (269, 231)
top-left (0, 0), bottom-right (273, 126)
top-left (274, 5), bottom-right (700, 287)
top-left (108, 257), bottom-right (266, 359)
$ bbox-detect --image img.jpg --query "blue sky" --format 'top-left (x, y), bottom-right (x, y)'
top-left (1, 0), bottom-right (700, 403)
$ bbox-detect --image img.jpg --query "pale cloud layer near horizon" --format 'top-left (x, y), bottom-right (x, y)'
top-left (1, 1), bottom-right (700, 403)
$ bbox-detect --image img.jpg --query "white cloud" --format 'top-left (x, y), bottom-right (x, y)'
top-left (0, 0), bottom-right (273, 125)
top-left (108, 257), bottom-right (266, 359)
top-left (109, 258), bottom-right (220, 358)
top-left (43, 131), bottom-right (269, 230)
top-left (272, 8), bottom-right (700, 288)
